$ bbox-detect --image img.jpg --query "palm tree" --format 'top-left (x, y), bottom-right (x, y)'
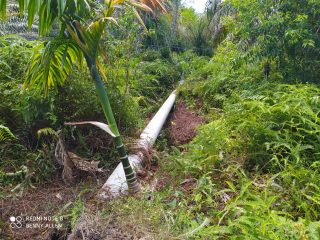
top-left (171, 0), bottom-right (180, 40)
top-left (206, 0), bottom-right (234, 47)
top-left (0, 0), bottom-right (166, 194)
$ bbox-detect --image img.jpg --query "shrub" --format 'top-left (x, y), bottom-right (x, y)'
top-left (133, 59), bottom-right (181, 111)
top-left (173, 32), bottom-right (320, 235)
top-left (179, 82), bottom-right (320, 174)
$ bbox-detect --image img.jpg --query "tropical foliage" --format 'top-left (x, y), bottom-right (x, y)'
top-left (0, 0), bottom-right (170, 192)
top-left (1, 0), bottom-right (320, 239)
top-left (102, 0), bottom-right (320, 238)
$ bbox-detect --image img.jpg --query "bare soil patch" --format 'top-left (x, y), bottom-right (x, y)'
top-left (168, 102), bottom-right (204, 145)
top-left (0, 175), bottom-right (105, 240)
top-left (0, 165), bottom-right (162, 240)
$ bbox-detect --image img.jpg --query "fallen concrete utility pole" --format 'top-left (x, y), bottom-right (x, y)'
top-left (98, 90), bottom-right (177, 199)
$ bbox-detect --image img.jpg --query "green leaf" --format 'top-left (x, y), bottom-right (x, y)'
top-left (57, 0), bottom-right (67, 16)
top-left (0, 0), bottom-right (6, 19)
top-left (0, 124), bottom-right (17, 143)
top-left (18, 0), bottom-right (25, 17)
top-left (46, 0), bottom-right (51, 17)
top-left (28, 0), bottom-right (40, 29)
top-left (25, 36), bottom-right (83, 94)
top-left (37, 128), bottom-right (57, 139)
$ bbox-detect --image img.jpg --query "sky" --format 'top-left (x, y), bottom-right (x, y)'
top-left (183, 0), bottom-right (207, 13)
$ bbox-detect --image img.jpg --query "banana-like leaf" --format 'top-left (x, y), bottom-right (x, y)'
top-left (65, 121), bottom-right (117, 138)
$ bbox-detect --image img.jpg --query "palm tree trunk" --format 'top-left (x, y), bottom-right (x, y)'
top-left (172, 0), bottom-right (180, 40)
top-left (85, 57), bottom-right (140, 194)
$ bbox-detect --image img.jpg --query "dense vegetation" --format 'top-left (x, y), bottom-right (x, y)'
top-left (111, 0), bottom-right (320, 238)
top-left (1, 0), bottom-right (320, 239)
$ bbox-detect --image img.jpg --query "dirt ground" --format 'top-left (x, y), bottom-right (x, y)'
top-left (168, 102), bottom-right (204, 145)
top-left (1, 170), bottom-right (164, 240)
top-left (0, 175), bottom-right (104, 239)
top-left (0, 101), bottom-right (204, 240)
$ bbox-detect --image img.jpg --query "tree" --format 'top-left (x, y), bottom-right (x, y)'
top-left (224, 0), bottom-right (320, 82)
top-left (171, 0), bottom-right (180, 40)
top-left (206, 0), bottom-right (234, 47)
top-left (0, 0), bottom-right (166, 193)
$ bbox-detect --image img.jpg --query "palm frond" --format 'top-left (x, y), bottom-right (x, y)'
top-left (139, 0), bottom-right (167, 13)
top-left (24, 36), bottom-right (83, 94)
top-left (0, 0), bottom-right (166, 37)
top-left (66, 18), bottom-right (107, 59)
top-left (0, 0), bottom-right (167, 95)
top-left (0, 0), bottom-right (91, 35)
top-left (206, 0), bottom-right (234, 46)
top-left (207, 0), bottom-right (234, 25)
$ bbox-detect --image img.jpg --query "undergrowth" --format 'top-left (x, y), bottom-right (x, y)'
top-left (95, 33), bottom-right (320, 239)
top-left (1, 1), bottom-right (319, 238)
top-left (0, 34), bottom-right (181, 190)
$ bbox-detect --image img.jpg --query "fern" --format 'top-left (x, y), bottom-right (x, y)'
top-left (0, 124), bottom-right (16, 143)
top-left (36, 127), bottom-right (57, 139)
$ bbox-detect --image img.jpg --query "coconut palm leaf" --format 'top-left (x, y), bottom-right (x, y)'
top-left (0, 0), bottom-right (166, 26)
top-left (207, 0), bottom-right (234, 27)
